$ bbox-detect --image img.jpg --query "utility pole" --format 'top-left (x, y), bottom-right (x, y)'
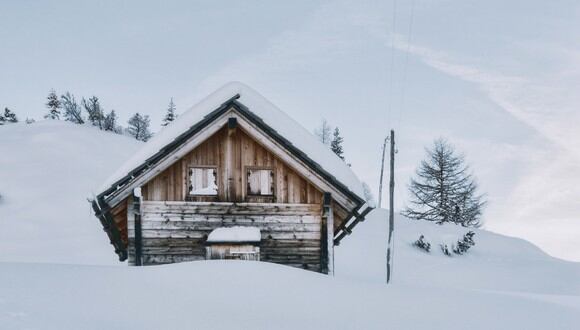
top-left (386, 129), bottom-right (395, 284)
top-left (378, 137), bottom-right (388, 208)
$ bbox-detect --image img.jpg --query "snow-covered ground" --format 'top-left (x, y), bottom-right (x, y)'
top-left (0, 121), bottom-right (141, 264)
top-left (1, 122), bottom-right (579, 329)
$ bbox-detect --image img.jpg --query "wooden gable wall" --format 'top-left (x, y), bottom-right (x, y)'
top-left (141, 125), bottom-right (323, 205)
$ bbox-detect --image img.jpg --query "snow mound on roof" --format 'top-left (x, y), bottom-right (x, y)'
top-left (207, 226), bottom-right (261, 243)
top-left (98, 82), bottom-right (365, 198)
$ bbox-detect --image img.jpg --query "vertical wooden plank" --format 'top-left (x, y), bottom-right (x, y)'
top-left (234, 129), bottom-right (242, 201)
top-left (300, 177), bottom-right (307, 203)
top-left (218, 129), bottom-right (227, 201)
top-left (321, 192), bottom-right (334, 275)
top-left (327, 199), bottom-right (335, 275)
top-left (126, 197), bottom-right (135, 265)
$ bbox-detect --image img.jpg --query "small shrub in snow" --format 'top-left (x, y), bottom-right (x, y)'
top-left (413, 235), bottom-right (431, 252)
top-left (2, 107), bottom-right (18, 123)
top-left (440, 244), bottom-right (452, 256)
top-left (453, 231), bottom-right (476, 255)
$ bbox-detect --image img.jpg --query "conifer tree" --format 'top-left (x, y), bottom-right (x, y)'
top-left (161, 98), bottom-right (177, 127)
top-left (44, 89), bottom-right (61, 120)
top-left (82, 96), bottom-right (104, 129)
top-left (127, 112), bottom-right (152, 142)
top-left (60, 92), bottom-right (84, 124)
top-left (402, 138), bottom-right (486, 227)
top-left (330, 127), bottom-right (345, 160)
top-left (3, 107), bottom-right (18, 123)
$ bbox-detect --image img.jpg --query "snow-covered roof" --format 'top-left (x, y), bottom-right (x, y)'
top-left (207, 226), bottom-right (261, 243)
top-left (98, 82), bottom-right (365, 200)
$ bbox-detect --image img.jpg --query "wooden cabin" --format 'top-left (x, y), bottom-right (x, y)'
top-left (91, 82), bottom-right (372, 274)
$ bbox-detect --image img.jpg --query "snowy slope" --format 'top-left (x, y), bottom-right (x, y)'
top-left (336, 210), bottom-right (580, 295)
top-left (0, 121), bottom-right (141, 265)
top-left (1, 260), bottom-right (579, 330)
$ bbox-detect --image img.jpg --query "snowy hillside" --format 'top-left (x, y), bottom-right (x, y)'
top-left (0, 121), bottom-right (141, 264)
top-left (336, 210), bottom-right (580, 295)
top-left (1, 257), bottom-right (579, 329)
top-left (1, 122), bottom-right (579, 329)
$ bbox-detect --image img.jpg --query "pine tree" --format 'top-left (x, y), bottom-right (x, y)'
top-left (60, 92), bottom-right (84, 124)
top-left (44, 89), bottom-right (61, 120)
top-left (162, 98), bottom-right (177, 127)
top-left (103, 110), bottom-right (120, 133)
top-left (3, 107), bottom-right (18, 123)
top-left (314, 119), bottom-right (332, 146)
top-left (402, 138), bottom-right (486, 227)
top-left (330, 127), bottom-right (345, 160)
top-left (127, 112), bottom-right (152, 142)
top-left (82, 96), bottom-right (104, 129)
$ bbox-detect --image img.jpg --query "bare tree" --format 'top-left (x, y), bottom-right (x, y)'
top-left (82, 96), bottom-right (104, 129)
top-left (61, 92), bottom-right (84, 124)
top-left (314, 119), bottom-right (332, 146)
top-left (103, 110), bottom-right (122, 133)
top-left (402, 138), bottom-right (486, 227)
top-left (127, 112), bottom-right (152, 142)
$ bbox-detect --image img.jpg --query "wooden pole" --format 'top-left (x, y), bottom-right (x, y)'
top-left (321, 192), bottom-right (334, 275)
top-left (378, 137), bottom-right (388, 208)
top-left (386, 129), bottom-right (395, 284)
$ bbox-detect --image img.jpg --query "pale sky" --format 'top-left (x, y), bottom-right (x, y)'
top-left (1, 0), bottom-right (579, 261)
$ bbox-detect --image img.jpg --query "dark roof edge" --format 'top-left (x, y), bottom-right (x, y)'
top-left (91, 197), bottom-right (128, 261)
top-left (334, 204), bottom-right (374, 245)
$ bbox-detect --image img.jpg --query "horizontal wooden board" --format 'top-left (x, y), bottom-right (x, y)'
top-left (141, 213), bottom-right (322, 224)
top-left (142, 254), bottom-right (205, 265)
top-left (141, 201), bottom-right (321, 215)
top-left (140, 221), bottom-right (321, 232)
top-left (136, 229), bottom-right (320, 240)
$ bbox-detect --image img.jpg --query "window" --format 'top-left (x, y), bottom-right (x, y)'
top-left (188, 167), bottom-right (217, 196)
top-left (247, 168), bottom-right (274, 196)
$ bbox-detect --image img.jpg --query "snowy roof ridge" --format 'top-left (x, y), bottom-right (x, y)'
top-left (97, 82), bottom-right (365, 200)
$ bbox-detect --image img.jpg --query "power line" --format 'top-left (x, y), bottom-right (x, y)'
top-left (396, 0), bottom-right (417, 133)
top-left (386, 0), bottom-right (398, 126)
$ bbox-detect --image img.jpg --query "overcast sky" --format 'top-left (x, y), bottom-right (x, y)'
top-left (1, 0), bottom-right (579, 261)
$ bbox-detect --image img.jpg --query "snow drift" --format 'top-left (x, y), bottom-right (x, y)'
top-left (0, 121), bottom-right (141, 264)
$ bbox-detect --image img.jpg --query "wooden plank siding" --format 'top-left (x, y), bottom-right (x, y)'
top-left (117, 123), bottom-right (348, 272)
top-left (141, 126), bottom-right (323, 205)
top-left (129, 201), bottom-right (323, 271)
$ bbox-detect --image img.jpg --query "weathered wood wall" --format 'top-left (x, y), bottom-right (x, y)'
top-left (141, 126), bottom-right (323, 205)
top-left (128, 201), bottom-right (323, 271)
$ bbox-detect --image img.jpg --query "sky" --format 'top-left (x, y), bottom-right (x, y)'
top-left (1, 0), bottom-right (579, 261)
